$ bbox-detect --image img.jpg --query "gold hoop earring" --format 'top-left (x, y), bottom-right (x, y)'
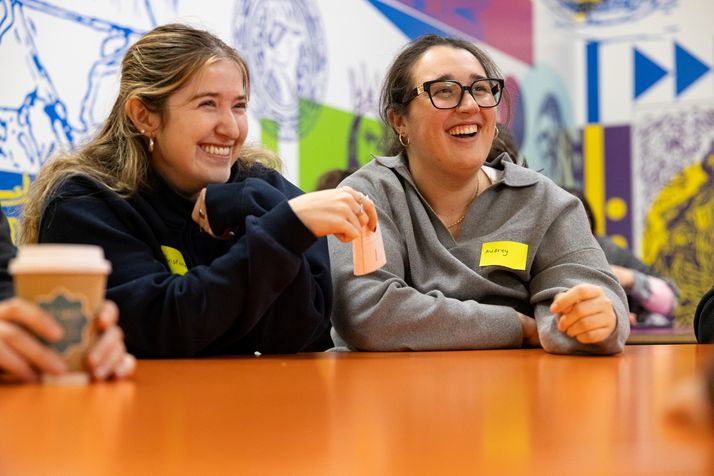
top-left (149, 137), bottom-right (155, 153)
top-left (398, 133), bottom-right (410, 147)
top-left (495, 126), bottom-right (500, 139)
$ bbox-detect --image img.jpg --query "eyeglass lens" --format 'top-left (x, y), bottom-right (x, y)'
top-left (428, 80), bottom-right (501, 109)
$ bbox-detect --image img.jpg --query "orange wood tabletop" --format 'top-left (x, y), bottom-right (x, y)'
top-left (1, 344), bottom-right (713, 476)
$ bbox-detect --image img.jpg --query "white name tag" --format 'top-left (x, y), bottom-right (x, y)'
top-left (352, 224), bottom-right (387, 276)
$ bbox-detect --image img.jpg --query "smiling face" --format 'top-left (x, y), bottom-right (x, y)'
top-left (392, 45), bottom-right (498, 180)
top-left (150, 59), bottom-right (248, 195)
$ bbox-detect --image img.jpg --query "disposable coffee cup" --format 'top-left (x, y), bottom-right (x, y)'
top-left (9, 244), bottom-right (112, 384)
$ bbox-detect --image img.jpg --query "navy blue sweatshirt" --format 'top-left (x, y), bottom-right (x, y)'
top-left (38, 163), bottom-right (333, 357)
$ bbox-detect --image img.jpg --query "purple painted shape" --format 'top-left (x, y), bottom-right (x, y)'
top-left (392, 0), bottom-right (533, 64)
top-left (604, 125), bottom-right (632, 247)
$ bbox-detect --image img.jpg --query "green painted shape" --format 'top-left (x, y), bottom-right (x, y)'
top-left (298, 98), bottom-right (385, 191)
top-left (260, 118), bottom-right (279, 153)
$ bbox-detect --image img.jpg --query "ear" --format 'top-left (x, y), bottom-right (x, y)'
top-left (125, 96), bottom-right (160, 135)
top-left (387, 109), bottom-right (407, 136)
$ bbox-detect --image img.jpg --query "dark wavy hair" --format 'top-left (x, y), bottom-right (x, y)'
top-left (379, 34), bottom-right (510, 156)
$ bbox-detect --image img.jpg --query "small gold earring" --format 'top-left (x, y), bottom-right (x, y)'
top-left (398, 133), bottom-right (410, 147)
top-left (149, 137), bottom-right (155, 153)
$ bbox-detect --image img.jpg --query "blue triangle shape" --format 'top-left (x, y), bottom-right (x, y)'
top-left (367, 0), bottom-right (451, 40)
top-left (634, 48), bottom-right (668, 99)
top-left (675, 42), bottom-right (710, 96)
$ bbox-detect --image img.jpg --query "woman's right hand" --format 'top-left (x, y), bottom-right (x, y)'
top-left (0, 298), bottom-right (136, 383)
top-left (288, 186), bottom-right (378, 242)
top-left (0, 298), bottom-right (66, 383)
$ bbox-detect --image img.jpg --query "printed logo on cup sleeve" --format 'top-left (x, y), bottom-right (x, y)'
top-left (37, 290), bottom-right (91, 354)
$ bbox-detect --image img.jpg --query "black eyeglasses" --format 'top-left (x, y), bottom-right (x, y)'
top-left (401, 78), bottom-right (504, 109)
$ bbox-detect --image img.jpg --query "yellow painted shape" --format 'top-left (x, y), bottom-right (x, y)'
top-left (606, 197), bottom-right (627, 221)
top-left (583, 125), bottom-right (605, 235)
top-left (642, 154), bottom-right (714, 324)
top-left (610, 234), bottom-right (629, 249)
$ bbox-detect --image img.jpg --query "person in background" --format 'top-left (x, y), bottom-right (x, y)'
top-left (21, 24), bottom-right (377, 358)
top-left (315, 168), bottom-right (358, 191)
top-left (0, 210), bottom-right (135, 383)
top-left (328, 34), bottom-right (629, 354)
top-left (566, 188), bottom-right (678, 329)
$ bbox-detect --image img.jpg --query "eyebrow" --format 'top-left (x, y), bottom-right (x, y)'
top-left (189, 91), bottom-right (246, 102)
top-left (428, 73), bottom-right (488, 82)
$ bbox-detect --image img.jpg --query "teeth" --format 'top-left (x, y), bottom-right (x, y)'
top-left (202, 145), bottom-right (231, 156)
top-left (448, 125), bottom-right (478, 136)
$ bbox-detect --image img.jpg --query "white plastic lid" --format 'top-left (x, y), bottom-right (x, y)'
top-left (8, 244), bottom-right (112, 275)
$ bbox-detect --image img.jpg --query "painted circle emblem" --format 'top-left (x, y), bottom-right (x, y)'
top-left (233, 0), bottom-right (328, 141)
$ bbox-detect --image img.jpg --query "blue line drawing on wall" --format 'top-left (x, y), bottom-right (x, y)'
top-left (0, 0), bottom-right (168, 177)
top-left (232, 0), bottom-right (327, 141)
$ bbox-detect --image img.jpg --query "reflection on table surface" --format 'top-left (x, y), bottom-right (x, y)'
top-left (1, 345), bottom-right (713, 476)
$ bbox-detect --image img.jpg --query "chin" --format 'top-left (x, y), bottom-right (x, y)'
top-left (202, 166), bottom-right (233, 184)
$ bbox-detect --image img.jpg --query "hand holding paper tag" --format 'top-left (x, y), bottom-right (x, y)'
top-left (353, 224), bottom-right (387, 276)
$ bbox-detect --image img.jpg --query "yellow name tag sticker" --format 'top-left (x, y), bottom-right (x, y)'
top-left (479, 241), bottom-right (529, 270)
top-left (161, 245), bottom-right (188, 275)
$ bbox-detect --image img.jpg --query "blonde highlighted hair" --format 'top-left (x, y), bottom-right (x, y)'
top-left (21, 23), bottom-right (279, 244)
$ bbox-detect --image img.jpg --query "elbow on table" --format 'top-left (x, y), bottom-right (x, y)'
top-left (332, 321), bottom-right (399, 352)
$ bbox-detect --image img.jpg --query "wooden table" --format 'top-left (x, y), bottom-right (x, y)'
top-left (1, 345), bottom-right (713, 476)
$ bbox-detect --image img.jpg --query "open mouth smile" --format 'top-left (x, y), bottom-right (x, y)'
top-left (448, 124), bottom-right (478, 138)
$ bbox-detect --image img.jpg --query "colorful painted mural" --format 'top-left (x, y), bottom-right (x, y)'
top-left (1, 0), bottom-right (713, 323)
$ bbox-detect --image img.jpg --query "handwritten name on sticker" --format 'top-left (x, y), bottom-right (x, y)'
top-left (161, 245), bottom-right (188, 275)
top-left (479, 241), bottom-right (528, 270)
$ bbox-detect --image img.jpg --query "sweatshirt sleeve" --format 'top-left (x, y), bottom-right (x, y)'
top-left (39, 176), bottom-right (332, 357)
top-left (329, 174), bottom-right (523, 352)
top-left (529, 196), bottom-right (630, 355)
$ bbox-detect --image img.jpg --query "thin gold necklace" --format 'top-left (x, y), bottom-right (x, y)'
top-left (446, 173), bottom-right (481, 229)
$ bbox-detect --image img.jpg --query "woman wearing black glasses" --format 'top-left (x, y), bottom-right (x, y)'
top-left (328, 34), bottom-right (629, 354)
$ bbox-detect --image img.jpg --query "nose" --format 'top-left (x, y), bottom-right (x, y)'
top-left (457, 87), bottom-right (481, 112)
top-left (216, 107), bottom-right (241, 139)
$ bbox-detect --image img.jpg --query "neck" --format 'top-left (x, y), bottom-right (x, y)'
top-left (411, 165), bottom-right (483, 224)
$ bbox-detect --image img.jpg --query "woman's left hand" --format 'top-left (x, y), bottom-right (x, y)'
top-left (86, 301), bottom-right (136, 381)
top-left (550, 283), bottom-right (617, 344)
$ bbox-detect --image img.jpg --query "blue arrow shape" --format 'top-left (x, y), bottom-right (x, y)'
top-left (634, 48), bottom-right (668, 99)
top-left (675, 42), bottom-right (710, 96)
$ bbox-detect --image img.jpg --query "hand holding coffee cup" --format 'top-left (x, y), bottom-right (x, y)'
top-left (7, 245), bottom-right (124, 384)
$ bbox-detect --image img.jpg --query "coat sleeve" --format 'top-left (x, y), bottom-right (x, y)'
top-left (39, 176), bottom-right (332, 357)
top-left (529, 196), bottom-right (630, 355)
